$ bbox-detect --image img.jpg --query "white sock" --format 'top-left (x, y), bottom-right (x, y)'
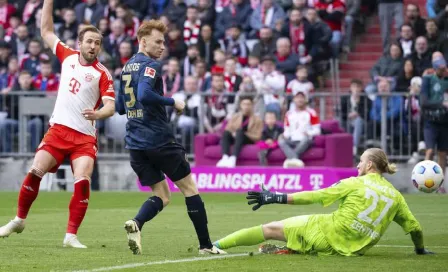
top-left (65, 233), bottom-right (76, 240)
top-left (13, 216), bottom-right (24, 223)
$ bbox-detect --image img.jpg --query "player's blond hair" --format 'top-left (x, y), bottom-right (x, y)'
top-left (137, 20), bottom-right (167, 42)
top-left (366, 148), bottom-right (397, 174)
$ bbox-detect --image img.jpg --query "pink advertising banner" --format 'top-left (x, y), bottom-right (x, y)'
top-left (138, 166), bottom-right (358, 193)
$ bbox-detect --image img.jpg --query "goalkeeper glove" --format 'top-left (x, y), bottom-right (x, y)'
top-left (415, 248), bottom-right (435, 255)
top-left (246, 185), bottom-right (287, 211)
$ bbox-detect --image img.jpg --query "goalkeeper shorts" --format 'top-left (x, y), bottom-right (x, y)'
top-left (282, 214), bottom-right (338, 256)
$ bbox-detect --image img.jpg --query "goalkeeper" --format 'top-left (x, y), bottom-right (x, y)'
top-left (214, 148), bottom-right (434, 256)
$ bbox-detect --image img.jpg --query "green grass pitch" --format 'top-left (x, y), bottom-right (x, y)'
top-left (0, 192), bottom-right (447, 271)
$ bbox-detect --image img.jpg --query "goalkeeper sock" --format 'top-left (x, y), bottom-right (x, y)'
top-left (185, 194), bottom-right (213, 249)
top-left (214, 225), bottom-right (265, 250)
top-left (134, 196), bottom-right (164, 231)
top-left (67, 179), bottom-right (90, 234)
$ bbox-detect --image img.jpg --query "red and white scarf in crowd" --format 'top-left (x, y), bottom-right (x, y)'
top-left (224, 73), bottom-right (237, 92)
top-left (261, 5), bottom-right (274, 26)
top-left (162, 73), bottom-right (181, 96)
top-left (184, 19), bottom-right (201, 45)
top-left (23, 0), bottom-right (41, 24)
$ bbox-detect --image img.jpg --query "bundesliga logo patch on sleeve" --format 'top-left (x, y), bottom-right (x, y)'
top-left (144, 67), bottom-right (156, 78)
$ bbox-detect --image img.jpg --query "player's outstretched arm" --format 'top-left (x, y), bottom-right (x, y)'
top-left (41, 0), bottom-right (59, 50)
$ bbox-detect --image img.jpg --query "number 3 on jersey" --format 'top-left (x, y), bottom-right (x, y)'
top-left (122, 74), bottom-right (136, 108)
top-left (357, 188), bottom-right (394, 227)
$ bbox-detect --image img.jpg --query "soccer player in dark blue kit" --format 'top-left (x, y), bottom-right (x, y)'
top-left (116, 20), bottom-right (226, 255)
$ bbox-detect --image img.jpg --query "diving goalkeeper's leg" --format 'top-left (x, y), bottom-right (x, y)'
top-left (213, 221), bottom-right (286, 250)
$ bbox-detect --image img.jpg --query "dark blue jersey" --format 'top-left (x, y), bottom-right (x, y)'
top-left (117, 52), bottom-right (175, 149)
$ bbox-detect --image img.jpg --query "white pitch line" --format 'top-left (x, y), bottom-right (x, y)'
top-left (72, 245), bottom-right (448, 272)
top-left (71, 253), bottom-right (251, 272)
top-left (375, 244), bottom-right (448, 249)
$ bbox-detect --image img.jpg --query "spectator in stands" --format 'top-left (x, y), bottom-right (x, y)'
top-left (279, 91), bottom-right (320, 167)
top-left (280, 8), bottom-right (309, 57)
top-left (425, 19), bottom-right (445, 53)
top-left (0, 70), bottom-right (43, 153)
top-left (32, 60), bottom-right (58, 92)
top-left (275, 37), bottom-right (300, 82)
top-left (121, 0), bottom-right (148, 20)
top-left (216, 96), bottom-right (263, 167)
top-left (420, 51), bottom-right (448, 189)
top-left (97, 18), bottom-right (111, 36)
top-left (222, 24), bottom-right (249, 67)
top-left (20, 39), bottom-right (44, 77)
top-left (103, 19), bottom-right (131, 59)
top-left (170, 76), bottom-right (200, 138)
top-left (242, 55), bottom-right (261, 78)
top-left (397, 24), bottom-right (414, 58)
top-left (235, 76), bottom-right (264, 116)
top-left (0, 0), bottom-right (17, 30)
top-left (0, 57), bottom-right (19, 94)
top-left (426, 0), bottom-right (448, 19)
top-left (251, 26), bottom-right (277, 58)
top-left (365, 43), bottom-right (403, 99)
top-left (214, 0), bottom-right (252, 39)
top-left (250, 0), bottom-right (286, 38)
top-left (181, 44), bottom-right (200, 77)
top-left (211, 48), bottom-right (226, 73)
top-left (115, 4), bottom-right (140, 39)
top-left (183, 5), bottom-right (201, 46)
top-left (406, 4), bottom-right (426, 37)
top-left (405, 75), bottom-right (425, 165)
top-left (408, 36), bottom-right (432, 76)
top-left (10, 24), bottom-right (30, 62)
top-left (343, 0), bottom-right (361, 53)
top-left (53, 0), bottom-right (82, 22)
top-left (224, 58), bottom-right (242, 94)
top-left (396, 59), bottom-right (418, 92)
top-left (291, 0), bottom-right (309, 14)
top-left (0, 41), bottom-right (11, 71)
top-left (435, 2), bottom-right (448, 31)
top-left (166, 25), bottom-right (188, 61)
top-left (57, 8), bottom-right (78, 42)
top-left (252, 55), bottom-right (286, 118)
top-left (75, 0), bottom-right (104, 26)
top-left (22, 0), bottom-right (42, 27)
top-left (163, 0), bottom-right (187, 28)
top-left (4, 15), bottom-right (21, 42)
top-left (378, 0), bottom-right (404, 49)
top-left (204, 73), bottom-right (230, 133)
top-left (257, 111), bottom-right (284, 165)
top-left (315, 0), bottom-right (346, 57)
top-left (198, 24), bottom-right (221, 69)
top-left (286, 66), bottom-right (314, 110)
top-left (163, 58), bottom-right (183, 97)
top-left (304, 8), bottom-right (332, 62)
top-left (112, 40), bottom-right (133, 77)
top-left (341, 79), bottom-right (371, 155)
top-left (194, 59), bottom-right (211, 92)
top-left (197, 0), bottom-right (215, 26)
top-left (369, 79), bottom-right (404, 141)
top-left (103, 0), bottom-right (119, 22)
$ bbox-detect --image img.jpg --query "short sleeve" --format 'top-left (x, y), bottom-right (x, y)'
top-left (99, 68), bottom-right (115, 101)
top-left (393, 198), bottom-right (422, 234)
top-left (138, 61), bottom-right (162, 90)
top-left (52, 39), bottom-right (77, 63)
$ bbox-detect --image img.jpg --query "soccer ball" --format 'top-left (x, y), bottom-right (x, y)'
top-left (411, 160), bottom-right (444, 193)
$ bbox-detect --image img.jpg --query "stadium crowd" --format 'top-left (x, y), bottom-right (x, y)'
top-left (0, 0), bottom-right (447, 169)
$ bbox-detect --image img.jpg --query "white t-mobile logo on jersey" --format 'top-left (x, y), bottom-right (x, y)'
top-left (310, 174), bottom-right (323, 190)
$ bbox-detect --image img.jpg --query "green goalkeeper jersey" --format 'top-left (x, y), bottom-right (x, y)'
top-left (292, 173), bottom-right (422, 256)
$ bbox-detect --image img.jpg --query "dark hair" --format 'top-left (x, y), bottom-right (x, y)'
top-left (168, 57), bottom-right (179, 63)
top-left (78, 25), bottom-right (103, 43)
top-left (239, 95), bottom-right (254, 103)
top-left (195, 59), bottom-right (207, 66)
top-left (389, 42), bottom-right (403, 56)
top-left (19, 70), bottom-right (31, 77)
top-left (426, 19), bottom-right (437, 26)
top-left (289, 7), bottom-right (302, 13)
top-left (187, 5), bottom-right (198, 10)
top-left (400, 23), bottom-right (413, 32)
top-left (350, 78), bottom-right (364, 86)
top-left (296, 65), bottom-right (307, 72)
top-left (40, 59), bottom-right (52, 65)
top-left (212, 73), bottom-right (224, 79)
top-left (28, 38), bottom-right (42, 47)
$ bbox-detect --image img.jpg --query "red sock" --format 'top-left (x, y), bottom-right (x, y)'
top-left (67, 179), bottom-right (90, 234)
top-left (17, 173), bottom-right (42, 219)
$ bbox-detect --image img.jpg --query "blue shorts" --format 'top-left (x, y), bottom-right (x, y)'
top-left (424, 122), bottom-right (448, 151)
top-left (130, 142), bottom-right (191, 186)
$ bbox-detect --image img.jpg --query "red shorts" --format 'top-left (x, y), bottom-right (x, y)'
top-left (37, 124), bottom-right (98, 173)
